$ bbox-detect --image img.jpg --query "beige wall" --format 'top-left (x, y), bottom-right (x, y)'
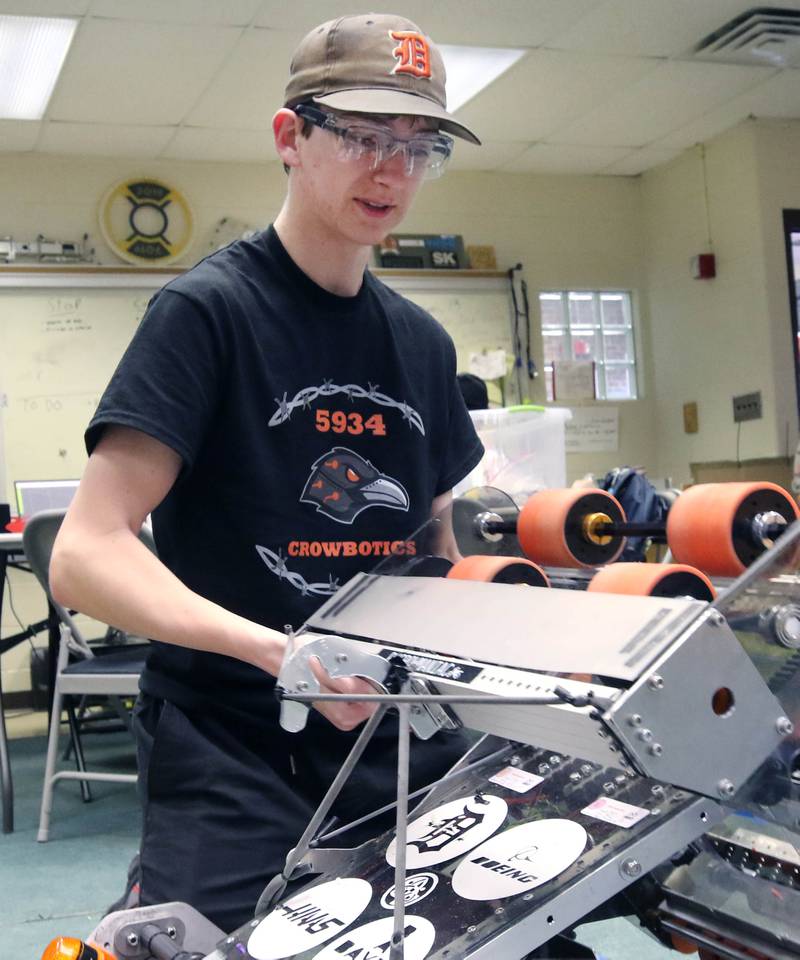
top-left (0, 151), bottom-right (653, 692)
top-left (642, 119), bottom-right (800, 487)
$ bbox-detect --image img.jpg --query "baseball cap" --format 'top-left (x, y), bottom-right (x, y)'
top-left (284, 13), bottom-right (481, 145)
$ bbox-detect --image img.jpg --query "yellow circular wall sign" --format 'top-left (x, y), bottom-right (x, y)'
top-left (99, 176), bottom-right (193, 266)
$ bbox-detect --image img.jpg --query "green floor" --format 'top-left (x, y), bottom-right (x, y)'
top-left (0, 727), bottom-right (675, 959)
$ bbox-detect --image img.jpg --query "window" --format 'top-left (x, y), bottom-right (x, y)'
top-left (539, 290), bottom-right (638, 401)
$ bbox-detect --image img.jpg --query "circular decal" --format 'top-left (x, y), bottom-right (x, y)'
top-left (451, 818), bottom-right (588, 901)
top-left (380, 872), bottom-right (439, 909)
top-left (99, 176), bottom-right (193, 265)
top-left (312, 915), bottom-right (436, 960)
top-left (386, 794), bottom-right (508, 869)
top-left (247, 877), bottom-right (372, 960)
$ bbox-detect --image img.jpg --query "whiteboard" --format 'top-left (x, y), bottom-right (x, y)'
top-left (0, 271), bottom-right (514, 508)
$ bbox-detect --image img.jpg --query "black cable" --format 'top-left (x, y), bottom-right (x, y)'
top-left (508, 265), bottom-right (524, 379)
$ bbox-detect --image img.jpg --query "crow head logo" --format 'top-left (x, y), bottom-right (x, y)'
top-left (301, 447), bottom-right (410, 524)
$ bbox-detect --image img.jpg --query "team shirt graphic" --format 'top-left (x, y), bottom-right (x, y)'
top-left (257, 381), bottom-right (422, 596)
top-left (301, 447), bottom-right (409, 524)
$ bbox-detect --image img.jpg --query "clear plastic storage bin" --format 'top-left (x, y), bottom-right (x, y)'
top-left (454, 406), bottom-right (572, 504)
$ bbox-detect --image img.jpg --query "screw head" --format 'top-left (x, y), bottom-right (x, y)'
top-left (620, 858), bottom-right (642, 878)
top-left (777, 716), bottom-right (794, 737)
top-left (509, 755), bottom-right (521, 766)
top-left (126, 932), bottom-right (139, 946)
top-left (717, 779), bottom-right (736, 798)
top-left (710, 611), bottom-right (725, 627)
top-left (167, 926), bottom-right (177, 939)
top-left (638, 728), bottom-right (654, 743)
top-left (335, 653), bottom-right (348, 664)
top-left (628, 714), bottom-right (643, 727)
top-left (649, 743), bottom-right (664, 757)
top-left (648, 675), bottom-right (665, 691)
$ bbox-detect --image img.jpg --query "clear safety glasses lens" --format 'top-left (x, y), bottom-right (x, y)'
top-left (336, 126), bottom-right (453, 180)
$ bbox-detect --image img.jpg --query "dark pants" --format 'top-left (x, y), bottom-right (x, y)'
top-left (133, 693), bottom-right (468, 933)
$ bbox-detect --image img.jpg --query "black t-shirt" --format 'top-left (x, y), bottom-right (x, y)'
top-left (87, 226), bottom-right (483, 717)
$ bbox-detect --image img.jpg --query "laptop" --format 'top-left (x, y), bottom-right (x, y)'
top-left (14, 479), bottom-right (80, 518)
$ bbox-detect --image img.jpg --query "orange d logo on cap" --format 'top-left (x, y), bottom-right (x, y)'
top-left (389, 31), bottom-right (432, 79)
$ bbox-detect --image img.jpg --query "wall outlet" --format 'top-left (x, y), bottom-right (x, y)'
top-left (732, 391), bottom-right (762, 423)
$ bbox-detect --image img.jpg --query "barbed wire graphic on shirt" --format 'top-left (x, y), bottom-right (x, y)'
top-left (268, 380), bottom-right (425, 435)
top-left (255, 544), bottom-right (340, 598)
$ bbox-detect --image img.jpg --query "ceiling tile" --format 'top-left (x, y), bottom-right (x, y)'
top-left (549, 59), bottom-right (775, 148)
top-left (601, 146), bottom-right (682, 175)
top-left (456, 49), bottom-right (659, 142)
top-left (38, 121), bottom-right (176, 158)
top-left (546, 0), bottom-right (761, 58)
top-left (0, 119), bottom-right (40, 151)
top-left (163, 126), bottom-right (274, 164)
top-left (0, 1), bottom-right (89, 14)
top-left (252, 0), bottom-right (605, 47)
top-left (448, 139), bottom-right (531, 171)
top-left (185, 28), bottom-right (297, 129)
top-left (89, 0), bottom-right (263, 25)
top-left (502, 142), bottom-right (631, 174)
top-left (47, 18), bottom-right (243, 125)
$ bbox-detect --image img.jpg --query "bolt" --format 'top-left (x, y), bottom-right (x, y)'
top-left (167, 926), bottom-right (177, 939)
top-left (777, 716), bottom-right (794, 737)
top-left (467, 925), bottom-right (477, 935)
top-left (717, 779), bottom-right (736, 798)
top-left (509, 755), bottom-right (521, 766)
top-left (650, 743), bottom-right (664, 757)
top-left (628, 713), bottom-right (643, 727)
top-left (648, 675), bottom-right (665, 691)
top-left (126, 933), bottom-right (139, 947)
top-left (651, 784), bottom-right (665, 797)
top-left (549, 755), bottom-right (562, 766)
top-left (710, 611), bottom-right (725, 627)
top-left (538, 763), bottom-right (551, 776)
top-left (638, 728), bottom-right (653, 743)
top-left (580, 764), bottom-right (593, 775)
top-left (494, 906), bottom-right (505, 915)
top-left (620, 858), bottom-right (642, 878)
top-left (603, 781), bottom-right (616, 793)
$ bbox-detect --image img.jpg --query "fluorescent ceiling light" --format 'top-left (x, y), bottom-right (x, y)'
top-left (439, 45), bottom-right (526, 113)
top-left (0, 15), bottom-right (78, 120)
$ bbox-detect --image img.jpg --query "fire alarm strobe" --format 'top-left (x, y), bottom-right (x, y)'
top-left (690, 252), bottom-right (716, 279)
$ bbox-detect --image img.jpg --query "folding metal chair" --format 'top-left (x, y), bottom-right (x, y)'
top-left (22, 509), bottom-right (154, 841)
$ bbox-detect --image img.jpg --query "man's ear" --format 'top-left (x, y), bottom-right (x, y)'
top-left (273, 108), bottom-right (302, 169)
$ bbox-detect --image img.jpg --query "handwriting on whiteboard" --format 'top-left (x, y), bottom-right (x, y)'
top-left (565, 406), bottom-right (619, 453)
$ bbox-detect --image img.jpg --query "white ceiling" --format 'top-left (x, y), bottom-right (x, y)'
top-left (2, 0), bottom-right (800, 176)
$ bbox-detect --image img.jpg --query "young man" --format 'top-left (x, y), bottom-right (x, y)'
top-left (50, 13), bottom-right (483, 932)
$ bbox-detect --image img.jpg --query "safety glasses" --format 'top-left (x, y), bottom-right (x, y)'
top-left (295, 103), bottom-right (453, 180)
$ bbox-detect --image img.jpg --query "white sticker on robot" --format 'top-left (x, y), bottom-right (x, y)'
top-left (489, 766), bottom-right (545, 793)
top-left (451, 818), bottom-right (588, 901)
top-left (385, 794), bottom-right (508, 868)
top-left (247, 877), bottom-right (373, 960)
top-left (380, 872), bottom-right (439, 909)
top-left (311, 915), bottom-right (436, 960)
top-left (581, 796), bottom-right (650, 828)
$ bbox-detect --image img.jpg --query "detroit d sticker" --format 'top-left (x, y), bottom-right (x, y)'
top-left (452, 819), bottom-right (587, 901)
top-left (312, 915), bottom-right (436, 960)
top-left (386, 794), bottom-right (507, 869)
top-left (247, 877), bottom-right (372, 959)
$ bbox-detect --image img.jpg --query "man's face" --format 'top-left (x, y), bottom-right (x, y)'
top-left (293, 110), bottom-right (440, 248)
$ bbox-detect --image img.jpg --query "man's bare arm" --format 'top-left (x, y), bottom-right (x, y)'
top-left (50, 425), bottom-right (374, 730)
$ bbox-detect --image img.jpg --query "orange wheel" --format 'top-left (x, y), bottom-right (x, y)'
top-left (518, 488), bottom-right (626, 568)
top-left (587, 563), bottom-right (715, 600)
top-left (667, 482), bottom-right (800, 577)
top-left (447, 555), bottom-right (550, 586)
top-left (670, 933), bottom-right (698, 954)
